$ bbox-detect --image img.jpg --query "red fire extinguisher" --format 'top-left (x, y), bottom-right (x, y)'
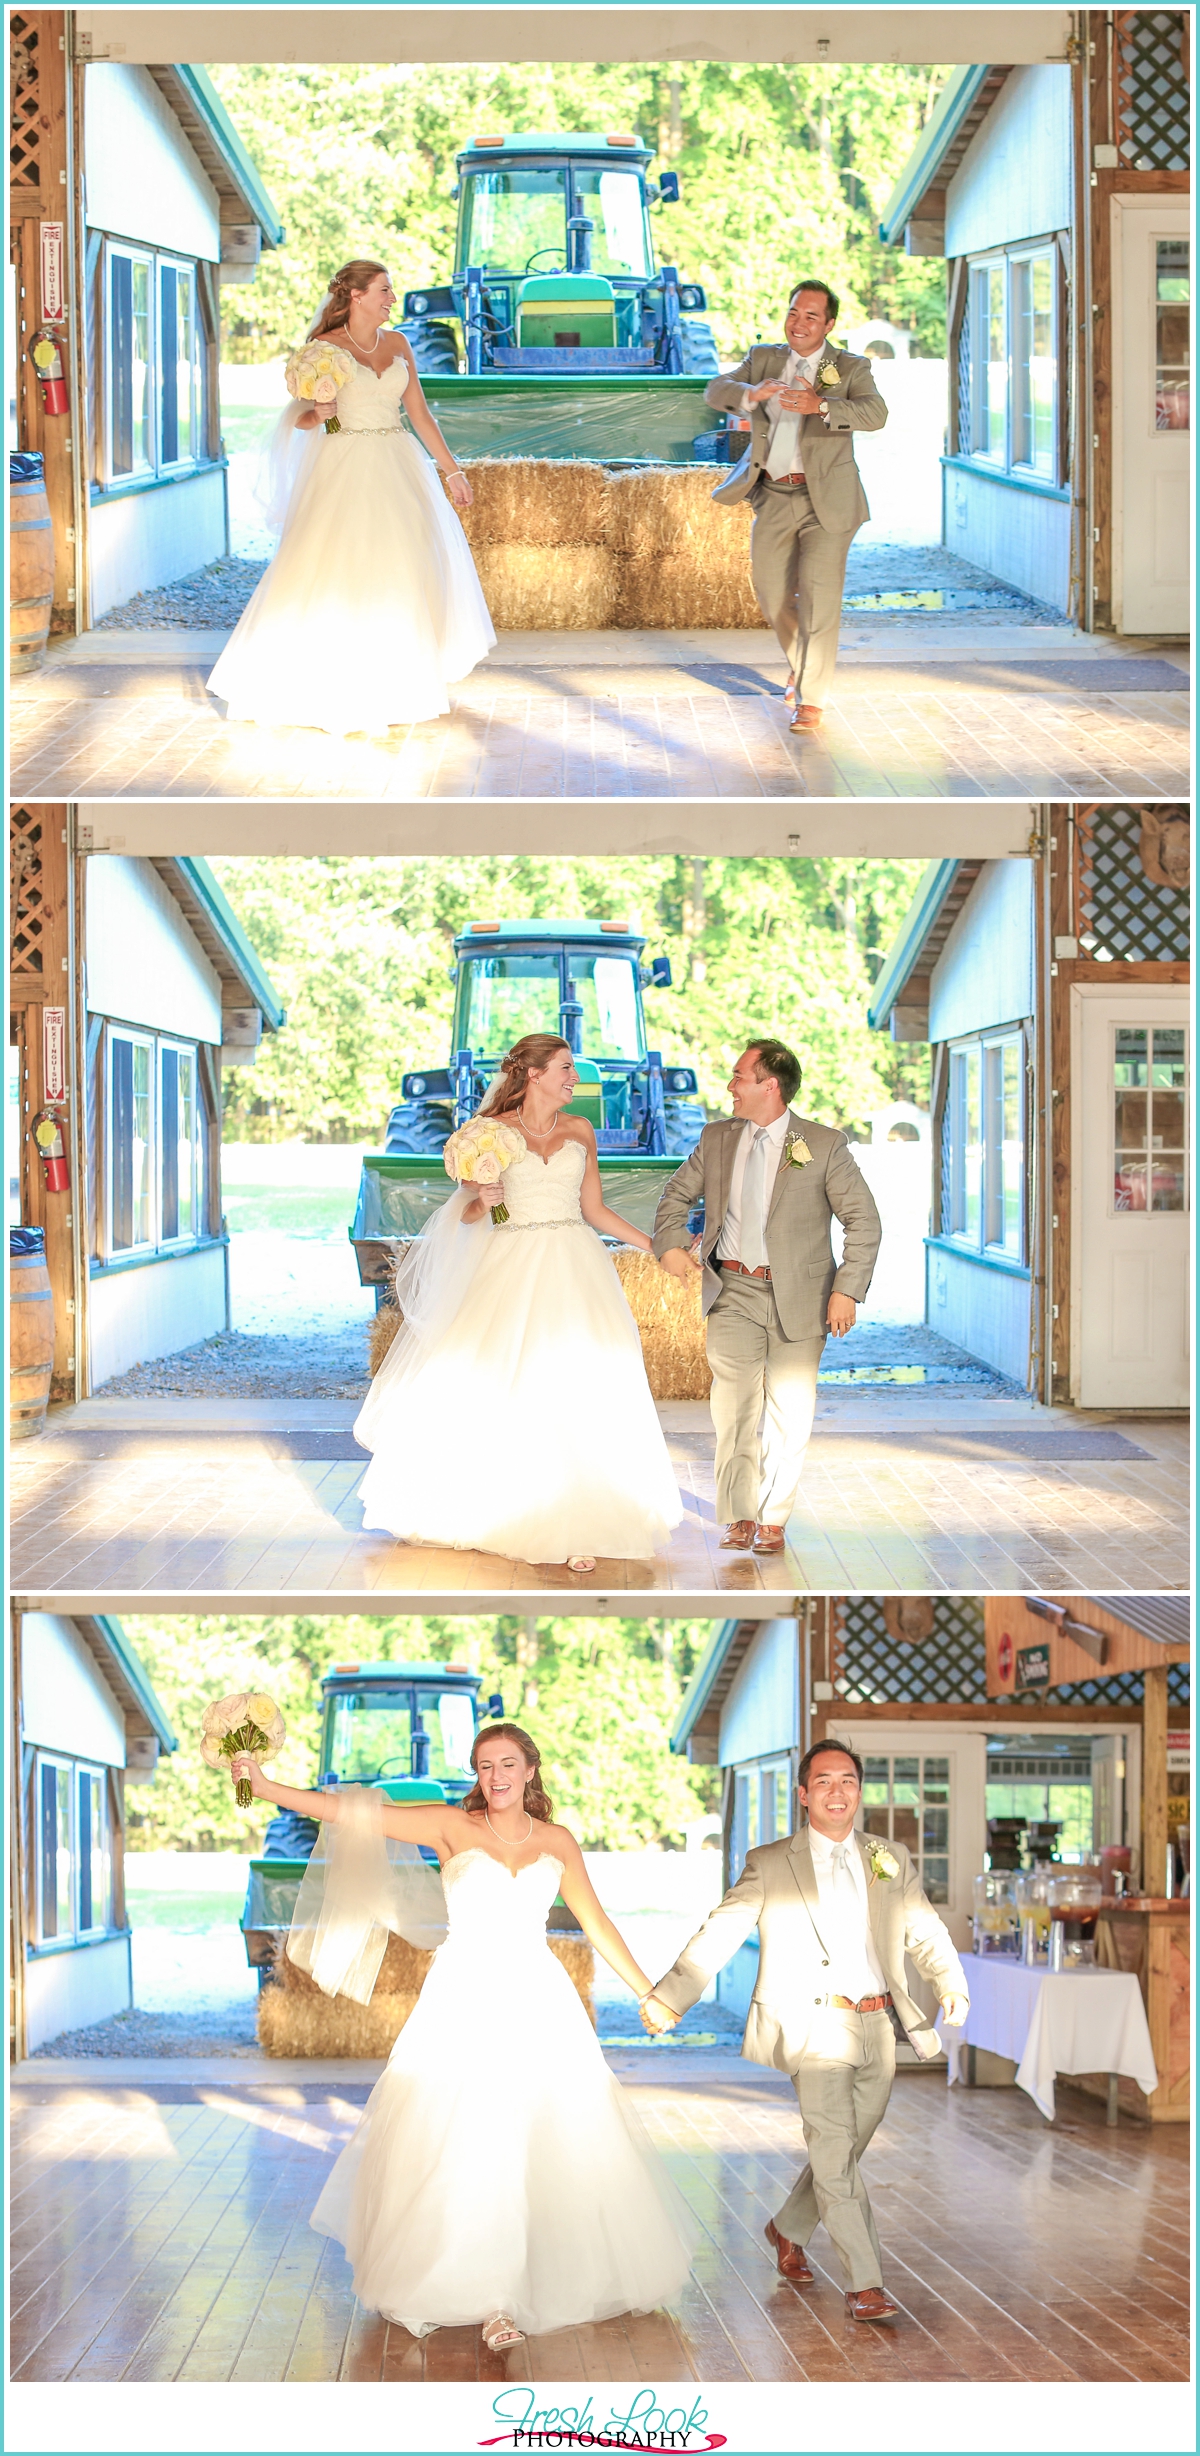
top-left (30, 328), bottom-right (70, 416)
top-left (32, 1103), bottom-right (70, 1192)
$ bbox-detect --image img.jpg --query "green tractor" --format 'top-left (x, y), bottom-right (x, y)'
top-left (349, 918), bottom-right (707, 1302)
top-left (398, 130), bottom-right (732, 463)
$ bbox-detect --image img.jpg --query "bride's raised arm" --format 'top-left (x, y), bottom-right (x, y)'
top-left (553, 1830), bottom-right (657, 2002)
top-left (576, 1126), bottom-right (654, 1253)
top-left (229, 1756), bottom-right (458, 1850)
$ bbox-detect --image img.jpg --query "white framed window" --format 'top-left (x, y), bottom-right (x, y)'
top-left (1112, 1023), bottom-right (1189, 1214)
top-left (103, 240), bottom-right (204, 483)
top-left (966, 243), bottom-right (1060, 483)
top-left (105, 1025), bottom-right (205, 1256)
top-left (34, 1754), bottom-right (113, 1943)
top-left (731, 1756), bottom-right (793, 1881)
top-left (946, 1030), bottom-right (1025, 1260)
top-left (861, 1751), bottom-right (951, 1903)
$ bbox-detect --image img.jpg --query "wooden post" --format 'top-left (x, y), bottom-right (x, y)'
top-left (9, 1609), bottom-right (28, 2064)
top-left (8, 805), bottom-right (78, 1398)
top-left (8, 10), bottom-right (77, 636)
top-left (1141, 1665), bottom-right (1169, 1897)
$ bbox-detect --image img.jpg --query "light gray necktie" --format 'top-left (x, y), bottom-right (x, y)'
top-left (831, 1840), bottom-right (858, 1898)
top-left (739, 1126), bottom-right (769, 1271)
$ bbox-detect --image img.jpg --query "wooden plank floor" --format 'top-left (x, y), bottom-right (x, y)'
top-left (9, 1398), bottom-right (1189, 1596)
top-left (8, 652), bottom-right (1189, 801)
top-left (9, 2061), bottom-right (1189, 2383)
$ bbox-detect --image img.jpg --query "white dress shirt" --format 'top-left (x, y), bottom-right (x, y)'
top-left (808, 1825), bottom-right (888, 2003)
top-left (743, 348), bottom-right (829, 475)
top-left (715, 1109), bottom-right (791, 1265)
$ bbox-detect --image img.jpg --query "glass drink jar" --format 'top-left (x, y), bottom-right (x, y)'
top-left (972, 1870), bottom-right (1019, 1955)
top-left (1047, 1872), bottom-right (1103, 1968)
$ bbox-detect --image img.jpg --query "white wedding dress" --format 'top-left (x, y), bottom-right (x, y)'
top-left (354, 1142), bottom-right (683, 1563)
top-left (310, 1849), bottom-right (696, 2336)
top-left (206, 355), bottom-right (495, 733)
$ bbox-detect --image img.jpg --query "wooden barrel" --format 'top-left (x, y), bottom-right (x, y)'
top-left (10, 1242), bottom-right (55, 1438)
top-left (10, 456), bottom-right (55, 678)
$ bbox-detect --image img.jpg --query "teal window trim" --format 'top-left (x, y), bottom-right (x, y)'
top-left (941, 454), bottom-right (1071, 505)
top-left (89, 1231), bottom-right (228, 1280)
top-left (90, 459), bottom-right (227, 505)
top-left (27, 1927), bottom-right (132, 1960)
top-left (924, 1233), bottom-right (1031, 1282)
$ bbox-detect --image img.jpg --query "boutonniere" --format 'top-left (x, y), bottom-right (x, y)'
top-left (786, 1137), bottom-right (813, 1168)
top-left (866, 1841), bottom-right (900, 1882)
top-left (817, 359), bottom-right (842, 389)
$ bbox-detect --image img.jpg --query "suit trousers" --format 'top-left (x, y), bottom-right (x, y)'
top-left (705, 1272), bottom-right (825, 1524)
top-left (749, 481), bottom-right (855, 708)
top-left (775, 2010), bottom-right (897, 2290)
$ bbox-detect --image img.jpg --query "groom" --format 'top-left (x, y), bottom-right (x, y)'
top-left (652, 1038), bottom-right (881, 1554)
top-left (704, 279), bottom-right (887, 730)
top-left (642, 1741), bottom-right (970, 2322)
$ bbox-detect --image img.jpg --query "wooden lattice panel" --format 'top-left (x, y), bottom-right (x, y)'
top-left (9, 12), bottom-right (43, 194)
top-left (10, 805), bottom-right (48, 984)
top-left (1074, 805), bottom-right (1191, 963)
top-left (834, 1595), bottom-right (988, 1704)
top-left (1114, 9), bottom-right (1191, 172)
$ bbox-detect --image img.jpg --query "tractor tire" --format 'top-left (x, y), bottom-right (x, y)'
top-left (401, 319), bottom-right (460, 376)
top-left (383, 1102), bottom-right (452, 1157)
top-left (663, 1099), bottom-right (707, 1156)
top-left (679, 318), bottom-right (721, 378)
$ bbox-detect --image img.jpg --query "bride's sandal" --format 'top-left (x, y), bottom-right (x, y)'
top-left (482, 2312), bottom-right (525, 2353)
top-left (567, 1556), bottom-right (596, 1574)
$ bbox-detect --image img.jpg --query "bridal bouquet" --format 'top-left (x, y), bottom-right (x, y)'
top-left (443, 1117), bottom-right (526, 1226)
top-left (201, 1691), bottom-right (286, 1807)
top-left (285, 339), bottom-right (356, 434)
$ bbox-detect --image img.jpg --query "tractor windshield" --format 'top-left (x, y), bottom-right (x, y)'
top-left (458, 952), bottom-right (562, 1052)
top-left (566, 952), bottom-right (645, 1058)
top-left (572, 167), bottom-right (652, 278)
top-left (325, 1688), bottom-right (478, 1786)
top-left (460, 166), bottom-right (568, 272)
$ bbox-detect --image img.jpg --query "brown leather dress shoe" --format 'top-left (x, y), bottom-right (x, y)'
top-left (753, 1523), bottom-right (785, 1554)
top-left (765, 2219), bottom-right (814, 2285)
top-left (845, 2286), bottom-right (898, 2322)
top-left (720, 1520), bottom-right (757, 1549)
top-left (789, 703), bottom-right (823, 731)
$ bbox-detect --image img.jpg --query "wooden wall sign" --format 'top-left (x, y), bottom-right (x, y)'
top-left (985, 1594), bottom-right (1189, 1695)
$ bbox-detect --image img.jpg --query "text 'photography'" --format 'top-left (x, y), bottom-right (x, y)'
top-left (5, 4), bottom-right (1193, 2452)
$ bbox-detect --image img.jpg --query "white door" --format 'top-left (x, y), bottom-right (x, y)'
top-left (1075, 987), bottom-right (1190, 1407)
top-left (1113, 198), bottom-right (1190, 633)
top-left (829, 1721), bottom-right (984, 2057)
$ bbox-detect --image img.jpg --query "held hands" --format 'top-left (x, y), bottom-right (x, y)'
top-left (939, 1993), bottom-right (970, 2029)
top-left (827, 1293), bottom-right (857, 1338)
top-left (639, 1991), bottom-right (680, 2035)
top-left (659, 1242), bottom-right (703, 1282)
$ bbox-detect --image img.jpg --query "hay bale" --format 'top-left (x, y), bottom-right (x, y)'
top-left (368, 1301), bottom-right (402, 1377)
top-left (473, 541), bottom-right (617, 630)
top-left (460, 458), bottom-right (609, 548)
top-left (615, 1248), bottom-right (711, 1400)
top-left (257, 1927), bottom-right (596, 2056)
top-left (615, 551), bottom-right (763, 631)
top-left (604, 465), bottom-right (742, 562)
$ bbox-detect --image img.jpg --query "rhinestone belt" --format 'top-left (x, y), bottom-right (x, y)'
top-left (494, 1217), bottom-right (582, 1232)
top-left (329, 426), bottom-right (402, 437)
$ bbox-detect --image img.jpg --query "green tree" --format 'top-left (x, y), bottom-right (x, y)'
top-left (209, 59), bottom-right (947, 364)
top-left (211, 853), bottom-right (928, 1145)
top-left (121, 1612), bottom-right (720, 1853)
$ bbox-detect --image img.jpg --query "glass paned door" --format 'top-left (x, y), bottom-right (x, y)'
top-left (1113, 1025), bottom-right (1189, 1212)
top-left (1155, 237), bottom-right (1189, 430)
top-left (861, 1751), bottom-right (951, 1901)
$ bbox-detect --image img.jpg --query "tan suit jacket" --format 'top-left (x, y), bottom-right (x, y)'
top-left (654, 1829), bottom-right (968, 2075)
top-left (651, 1107), bottom-right (881, 1343)
top-left (705, 340), bottom-right (887, 527)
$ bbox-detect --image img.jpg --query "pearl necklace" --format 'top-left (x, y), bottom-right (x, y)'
top-left (485, 1807), bottom-right (534, 1846)
top-left (518, 1105), bottom-right (560, 1141)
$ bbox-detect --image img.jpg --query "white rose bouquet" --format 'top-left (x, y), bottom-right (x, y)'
top-left (285, 340), bottom-right (356, 434)
top-left (201, 1691), bottom-right (286, 1807)
top-left (442, 1117), bottom-right (527, 1226)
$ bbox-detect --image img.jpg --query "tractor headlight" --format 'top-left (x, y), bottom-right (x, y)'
top-left (406, 1075), bottom-right (427, 1096)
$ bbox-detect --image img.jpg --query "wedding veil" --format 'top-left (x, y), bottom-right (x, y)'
top-left (286, 1783), bottom-right (448, 2004)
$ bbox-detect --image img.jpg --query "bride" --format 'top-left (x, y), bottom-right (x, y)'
top-left (206, 259), bottom-right (495, 735)
top-left (231, 1721), bottom-right (696, 2351)
top-left (354, 1034), bottom-right (683, 1573)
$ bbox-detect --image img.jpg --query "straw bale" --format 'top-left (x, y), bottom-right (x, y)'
top-left (258, 1925), bottom-right (595, 2055)
top-left (616, 552), bottom-right (763, 631)
top-left (548, 1932), bottom-right (596, 2024)
top-left (605, 465), bottom-right (748, 564)
top-left (473, 542), bottom-right (617, 630)
top-left (368, 1301), bottom-right (402, 1377)
top-left (273, 1931), bottom-right (434, 1994)
top-left (460, 458), bottom-right (609, 548)
top-left (614, 1248), bottom-right (711, 1400)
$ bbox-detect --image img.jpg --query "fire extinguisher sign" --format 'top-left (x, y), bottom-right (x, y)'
top-left (43, 1006), bottom-right (67, 1103)
top-left (41, 222), bottom-right (65, 323)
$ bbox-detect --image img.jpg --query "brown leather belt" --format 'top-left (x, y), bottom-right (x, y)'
top-left (718, 1259), bottom-right (772, 1280)
top-left (831, 1992), bottom-right (893, 2014)
top-left (770, 472), bottom-right (809, 488)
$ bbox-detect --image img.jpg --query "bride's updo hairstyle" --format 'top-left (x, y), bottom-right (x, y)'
top-left (463, 1721), bottom-right (554, 1823)
top-left (483, 1034), bottom-right (571, 1119)
top-left (308, 259), bottom-right (389, 340)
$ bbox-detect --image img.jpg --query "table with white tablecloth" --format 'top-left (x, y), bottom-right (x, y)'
top-left (937, 1954), bottom-right (1158, 2122)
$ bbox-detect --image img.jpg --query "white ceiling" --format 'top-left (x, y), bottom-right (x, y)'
top-left (75, 801), bottom-right (1038, 858)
